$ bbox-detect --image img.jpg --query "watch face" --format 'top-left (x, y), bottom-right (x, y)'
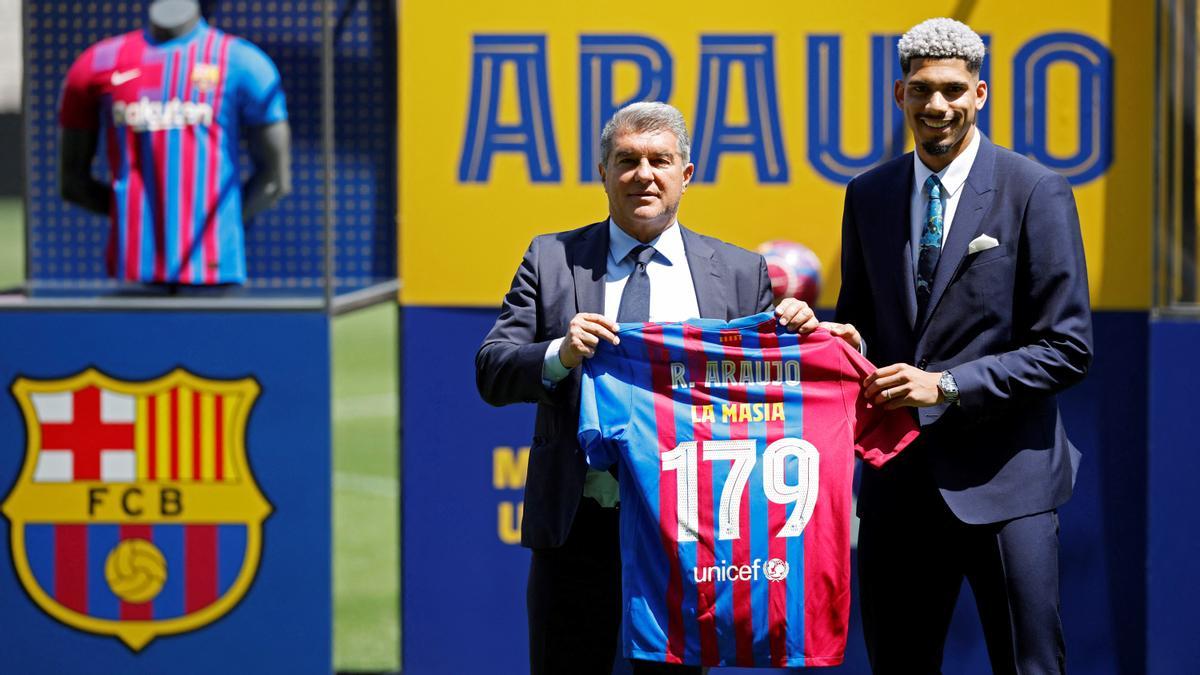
top-left (940, 372), bottom-right (958, 396)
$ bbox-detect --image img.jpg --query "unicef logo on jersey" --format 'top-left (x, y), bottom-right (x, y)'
top-left (764, 557), bottom-right (790, 582)
top-left (692, 557), bottom-right (791, 583)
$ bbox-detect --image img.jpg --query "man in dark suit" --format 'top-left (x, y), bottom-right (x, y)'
top-left (830, 18), bottom-right (1093, 674)
top-left (476, 102), bottom-right (817, 674)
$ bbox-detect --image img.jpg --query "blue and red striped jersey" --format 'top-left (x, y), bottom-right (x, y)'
top-left (580, 313), bottom-right (919, 667)
top-left (59, 20), bottom-right (287, 285)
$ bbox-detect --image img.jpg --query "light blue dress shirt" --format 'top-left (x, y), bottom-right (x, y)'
top-left (542, 218), bottom-right (701, 506)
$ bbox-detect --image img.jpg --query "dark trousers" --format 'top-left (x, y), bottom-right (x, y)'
top-left (527, 498), bottom-right (701, 675)
top-left (858, 492), bottom-right (1065, 675)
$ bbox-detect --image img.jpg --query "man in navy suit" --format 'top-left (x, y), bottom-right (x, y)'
top-left (829, 18), bottom-right (1093, 674)
top-left (476, 102), bottom-right (817, 675)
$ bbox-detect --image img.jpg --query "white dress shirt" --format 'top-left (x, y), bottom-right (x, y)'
top-left (910, 129), bottom-right (981, 278)
top-left (542, 218), bottom-right (700, 383)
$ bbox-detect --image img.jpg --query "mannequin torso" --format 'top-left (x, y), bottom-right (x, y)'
top-left (58, 1), bottom-right (292, 284)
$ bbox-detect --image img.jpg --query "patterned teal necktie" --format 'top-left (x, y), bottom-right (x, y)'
top-left (916, 175), bottom-right (944, 320)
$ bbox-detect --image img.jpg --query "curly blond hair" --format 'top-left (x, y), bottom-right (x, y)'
top-left (898, 18), bottom-right (986, 74)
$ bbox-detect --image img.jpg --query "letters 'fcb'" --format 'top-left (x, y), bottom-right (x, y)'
top-left (1, 369), bottom-right (271, 650)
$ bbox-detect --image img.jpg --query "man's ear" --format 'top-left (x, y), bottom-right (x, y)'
top-left (975, 79), bottom-right (988, 110)
top-left (598, 163), bottom-right (606, 183)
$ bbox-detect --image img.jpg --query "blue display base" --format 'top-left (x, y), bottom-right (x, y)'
top-left (0, 310), bottom-right (331, 674)
top-left (1147, 318), bottom-right (1200, 675)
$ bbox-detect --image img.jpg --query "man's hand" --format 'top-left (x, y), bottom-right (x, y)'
top-left (864, 363), bottom-right (943, 409)
top-left (558, 313), bottom-right (621, 369)
top-left (775, 298), bottom-right (819, 334)
top-left (817, 321), bottom-right (862, 351)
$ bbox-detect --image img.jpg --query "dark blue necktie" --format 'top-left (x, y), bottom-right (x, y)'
top-left (916, 175), bottom-right (944, 321)
top-left (616, 244), bottom-right (656, 323)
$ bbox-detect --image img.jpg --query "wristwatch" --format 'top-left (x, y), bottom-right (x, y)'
top-left (938, 371), bottom-right (960, 406)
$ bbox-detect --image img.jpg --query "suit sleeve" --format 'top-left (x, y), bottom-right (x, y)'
top-left (475, 239), bottom-right (561, 407)
top-left (951, 173), bottom-right (1094, 417)
top-left (834, 179), bottom-right (876, 347)
top-left (755, 254), bottom-right (775, 313)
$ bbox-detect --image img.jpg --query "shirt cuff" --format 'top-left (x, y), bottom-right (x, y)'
top-left (542, 337), bottom-right (572, 388)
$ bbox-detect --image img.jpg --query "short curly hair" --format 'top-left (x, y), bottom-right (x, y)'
top-left (897, 18), bottom-right (986, 75)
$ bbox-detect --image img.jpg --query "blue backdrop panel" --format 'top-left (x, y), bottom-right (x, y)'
top-left (24, 0), bottom-right (395, 292)
top-left (402, 307), bottom-right (1147, 674)
top-left (401, 306), bottom-right (534, 675)
top-left (0, 310), bottom-right (331, 674)
top-left (1147, 319), bottom-right (1200, 675)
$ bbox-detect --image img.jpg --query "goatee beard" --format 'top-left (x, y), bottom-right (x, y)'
top-left (922, 141), bottom-right (953, 156)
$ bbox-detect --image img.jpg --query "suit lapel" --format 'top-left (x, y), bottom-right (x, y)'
top-left (571, 220), bottom-right (609, 317)
top-left (680, 226), bottom-right (727, 319)
top-left (890, 159), bottom-right (919, 331)
top-left (917, 134), bottom-right (996, 336)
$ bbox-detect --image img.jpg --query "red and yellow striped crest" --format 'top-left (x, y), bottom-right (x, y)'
top-left (1, 368), bottom-right (271, 650)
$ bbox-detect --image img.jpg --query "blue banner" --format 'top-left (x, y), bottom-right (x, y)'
top-left (0, 310), bottom-right (331, 674)
top-left (402, 306), bottom-right (1146, 674)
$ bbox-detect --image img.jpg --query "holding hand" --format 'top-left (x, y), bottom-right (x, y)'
top-left (558, 313), bottom-right (621, 368)
top-left (774, 298), bottom-right (820, 334)
top-left (864, 363), bottom-right (943, 409)
top-left (817, 321), bottom-right (862, 351)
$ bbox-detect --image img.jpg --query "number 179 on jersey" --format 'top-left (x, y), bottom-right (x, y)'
top-left (661, 437), bottom-right (819, 543)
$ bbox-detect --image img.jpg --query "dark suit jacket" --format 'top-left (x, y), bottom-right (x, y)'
top-left (476, 220), bottom-right (774, 549)
top-left (836, 134), bottom-right (1093, 525)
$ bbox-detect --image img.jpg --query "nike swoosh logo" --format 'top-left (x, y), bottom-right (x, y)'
top-left (111, 69), bottom-right (141, 86)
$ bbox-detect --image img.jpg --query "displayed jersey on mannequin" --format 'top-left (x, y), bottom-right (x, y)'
top-left (580, 314), bottom-right (919, 667)
top-left (59, 19), bottom-right (287, 284)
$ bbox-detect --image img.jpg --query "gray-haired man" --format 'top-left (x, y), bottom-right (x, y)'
top-left (829, 17), bottom-right (1092, 674)
top-left (476, 101), bottom-right (817, 674)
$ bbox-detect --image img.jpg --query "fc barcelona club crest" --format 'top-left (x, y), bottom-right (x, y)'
top-left (1, 368), bottom-right (272, 650)
top-left (191, 63), bottom-right (220, 93)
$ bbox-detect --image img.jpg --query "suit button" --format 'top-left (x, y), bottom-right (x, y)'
top-left (917, 358), bottom-right (929, 369)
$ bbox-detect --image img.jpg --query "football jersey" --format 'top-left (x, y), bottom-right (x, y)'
top-left (59, 20), bottom-right (287, 285)
top-left (579, 313), bottom-right (919, 667)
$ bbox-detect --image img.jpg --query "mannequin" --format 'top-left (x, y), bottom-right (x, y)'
top-left (148, 0), bottom-right (200, 42)
top-left (59, 0), bottom-right (291, 241)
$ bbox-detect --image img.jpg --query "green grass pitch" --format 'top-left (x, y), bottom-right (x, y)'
top-left (0, 197), bottom-right (400, 672)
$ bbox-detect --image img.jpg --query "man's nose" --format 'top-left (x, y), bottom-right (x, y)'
top-left (634, 158), bottom-right (654, 181)
top-left (926, 91), bottom-right (949, 112)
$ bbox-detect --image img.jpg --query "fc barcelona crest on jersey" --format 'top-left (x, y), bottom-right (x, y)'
top-left (0, 368), bottom-right (271, 650)
top-left (190, 63), bottom-right (221, 93)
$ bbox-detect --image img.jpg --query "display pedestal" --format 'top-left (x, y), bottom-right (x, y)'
top-left (0, 308), bottom-right (331, 674)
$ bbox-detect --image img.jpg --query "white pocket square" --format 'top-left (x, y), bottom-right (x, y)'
top-left (967, 234), bottom-right (1000, 255)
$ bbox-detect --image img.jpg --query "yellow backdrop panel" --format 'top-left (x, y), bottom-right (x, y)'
top-left (399, 2), bottom-right (1152, 310)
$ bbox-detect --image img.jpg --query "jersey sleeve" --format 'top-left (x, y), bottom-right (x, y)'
top-left (838, 341), bottom-right (920, 468)
top-left (578, 362), bottom-right (611, 469)
top-left (59, 46), bottom-right (102, 130)
top-left (578, 344), bottom-right (633, 471)
top-left (229, 38), bottom-right (288, 126)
